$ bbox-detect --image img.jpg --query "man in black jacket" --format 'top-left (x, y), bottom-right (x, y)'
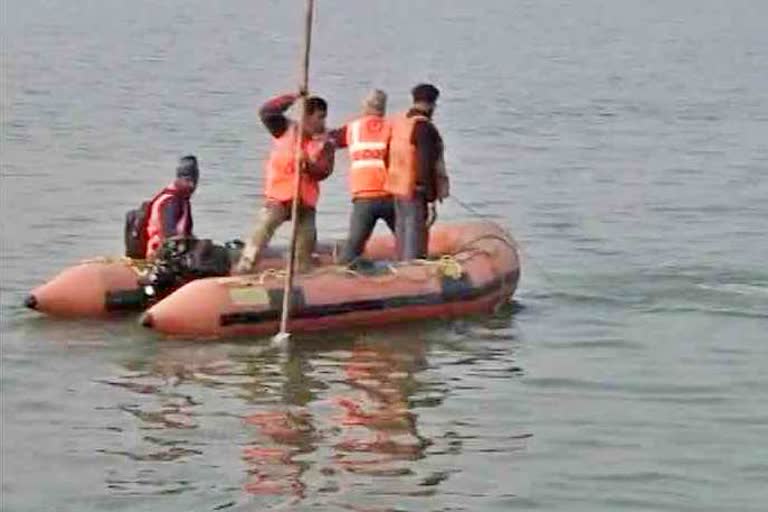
top-left (389, 83), bottom-right (449, 260)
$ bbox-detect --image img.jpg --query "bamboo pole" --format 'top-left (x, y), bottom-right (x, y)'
top-left (276, 0), bottom-right (315, 342)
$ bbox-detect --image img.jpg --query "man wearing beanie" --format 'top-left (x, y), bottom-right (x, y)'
top-left (329, 89), bottom-right (396, 263)
top-left (384, 83), bottom-right (449, 260)
top-left (141, 155), bottom-right (199, 259)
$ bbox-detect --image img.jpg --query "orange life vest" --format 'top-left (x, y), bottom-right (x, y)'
top-left (145, 183), bottom-right (192, 259)
top-left (264, 124), bottom-right (330, 207)
top-left (384, 112), bottom-right (429, 198)
top-left (345, 115), bottom-right (391, 199)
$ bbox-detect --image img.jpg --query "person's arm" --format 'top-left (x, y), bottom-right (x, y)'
top-left (304, 139), bottom-right (335, 181)
top-left (435, 152), bottom-right (450, 201)
top-left (327, 125), bottom-right (348, 150)
top-left (159, 196), bottom-right (183, 237)
top-left (259, 93), bottom-right (298, 138)
top-left (411, 120), bottom-right (440, 202)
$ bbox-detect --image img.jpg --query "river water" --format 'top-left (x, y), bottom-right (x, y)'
top-left (2, 1), bottom-right (767, 510)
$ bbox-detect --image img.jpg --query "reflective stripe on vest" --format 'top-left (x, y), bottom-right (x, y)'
top-left (346, 115), bottom-right (390, 198)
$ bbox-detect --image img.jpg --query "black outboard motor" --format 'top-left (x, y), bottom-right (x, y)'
top-left (141, 237), bottom-right (240, 298)
top-left (105, 237), bottom-right (242, 312)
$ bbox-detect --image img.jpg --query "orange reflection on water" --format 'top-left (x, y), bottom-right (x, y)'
top-left (330, 341), bottom-right (430, 476)
top-left (241, 409), bottom-right (314, 497)
top-left (113, 336), bottom-right (439, 502)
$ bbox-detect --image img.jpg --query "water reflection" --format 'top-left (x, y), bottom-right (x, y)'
top-left (330, 340), bottom-right (431, 476)
top-left (233, 335), bottom-right (440, 504)
top-left (242, 408), bottom-right (313, 498)
top-left (99, 310), bottom-right (521, 507)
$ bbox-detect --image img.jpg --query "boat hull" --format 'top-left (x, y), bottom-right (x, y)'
top-left (141, 222), bottom-right (521, 338)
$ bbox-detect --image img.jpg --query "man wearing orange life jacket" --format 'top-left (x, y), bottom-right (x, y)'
top-left (144, 156), bottom-right (199, 259)
top-left (385, 83), bottom-right (450, 260)
top-left (235, 92), bottom-right (335, 274)
top-left (328, 89), bottom-right (396, 263)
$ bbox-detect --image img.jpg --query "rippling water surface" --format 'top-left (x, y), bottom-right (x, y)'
top-left (2, 1), bottom-right (767, 510)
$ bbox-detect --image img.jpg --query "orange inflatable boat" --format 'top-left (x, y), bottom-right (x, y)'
top-left (24, 245), bottom-right (336, 317)
top-left (141, 221), bottom-right (520, 338)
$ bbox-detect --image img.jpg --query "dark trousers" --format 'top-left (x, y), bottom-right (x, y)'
top-left (340, 197), bottom-right (396, 263)
top-left (394, 197), bottom-right (428, 261)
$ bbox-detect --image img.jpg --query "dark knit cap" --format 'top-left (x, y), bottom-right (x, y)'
top-left (176, 155), bottom-right (199, 181)
top-left (411, 83), bottom-right (440, 104)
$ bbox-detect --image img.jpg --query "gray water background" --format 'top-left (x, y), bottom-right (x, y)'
top-left (2, 0), bottom-right (767, 510)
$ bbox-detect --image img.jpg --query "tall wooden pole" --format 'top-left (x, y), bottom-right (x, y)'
top-left (277, 0), bottom-right (314, 341)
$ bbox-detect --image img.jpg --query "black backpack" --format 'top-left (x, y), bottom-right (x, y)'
top-left (124, 189), bottom-right (167, 259)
